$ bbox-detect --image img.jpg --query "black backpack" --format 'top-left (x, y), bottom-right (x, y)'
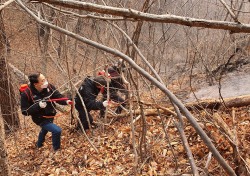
top-left (19, 84), bottom-right (34, 102)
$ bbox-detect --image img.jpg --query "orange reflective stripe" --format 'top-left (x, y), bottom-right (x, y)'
top-left (42, 110), bottom-right (71, 118)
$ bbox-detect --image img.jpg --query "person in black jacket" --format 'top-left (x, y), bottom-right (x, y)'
top-left (99, 63), bottom-right (127, 117)
top-left (74, 75), bottom-right (117, 131)
top-left (21, 73), bottom-right (72, 151)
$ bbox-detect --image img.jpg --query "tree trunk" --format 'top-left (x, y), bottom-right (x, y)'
top-left (0, 111), bottom-right (10, 176)
top-left (38, 5), bottom-right (55, 74)
top-left (0, 7), bottom-right (19, 132)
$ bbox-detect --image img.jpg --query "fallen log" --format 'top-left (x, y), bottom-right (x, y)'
top-left (185, 94), bottom-right (250, 110)
top-left (110, 95), bottom-right (250, 118)
top-left (110, 108), bottom-right (165, 118)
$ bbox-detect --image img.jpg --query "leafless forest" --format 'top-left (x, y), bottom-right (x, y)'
top-left (0, 0), bottom-right (250, 175)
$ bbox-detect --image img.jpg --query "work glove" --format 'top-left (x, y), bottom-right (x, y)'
top-left (103, 100), bottom-right (119, 108)
top-left (39, 101), bottom-right (47, 108)
top-left (103, 100), bottom-right (109, 107)
top-left (66, 100), bottom-right (73, 105)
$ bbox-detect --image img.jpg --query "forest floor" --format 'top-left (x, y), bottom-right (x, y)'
top-left (5, 64), bottom-right (250, 176)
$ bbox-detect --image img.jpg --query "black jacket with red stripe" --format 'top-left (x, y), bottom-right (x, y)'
top-left (20, 84), bottom-right (67, 125)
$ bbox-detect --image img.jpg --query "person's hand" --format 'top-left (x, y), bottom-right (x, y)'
top-left (103, 100), bottom-right (109, 107)
top-left (39, 101), bottom-right (47, 108)
top-left (66, 100), bottom-right (73, 105)
top-left (103, 100), bottom-right (119, 108)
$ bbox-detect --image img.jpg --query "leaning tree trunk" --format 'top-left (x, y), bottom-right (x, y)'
top-left (0, 111), bottom-right (10, 176)
top-left (0, 7), bottom-right (19, 132)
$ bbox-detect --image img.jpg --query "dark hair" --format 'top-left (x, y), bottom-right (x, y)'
top-left (108, 67), bottom-right (120, 77)
top-left (28, 73), bottom-right (41, 85)
top-left (93, 76), bottom-right (110, 87)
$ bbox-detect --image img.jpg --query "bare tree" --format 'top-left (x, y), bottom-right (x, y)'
top-left (0, 3), bottom-right (19, 132)
top-left (38, 5), bottom-right (55, 74)
top-left (0, 111), bottom-right (10, 176)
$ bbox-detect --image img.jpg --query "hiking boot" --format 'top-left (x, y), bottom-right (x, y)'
top-left (90, 122), bottom-right (98, 129)
top-left (54, 148), bottom-right (61, 153)
top-left (36, 142), bottom-right (43, 149)
top-left (75, 122), bottom-right (98, 133)
top-left (74, 125), bottom-right (84, 133)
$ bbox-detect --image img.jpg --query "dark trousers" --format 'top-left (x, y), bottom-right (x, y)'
top-left (100, 92), bottom-right (126, 117)
top-left (75, 105), bottom-right (93, 130)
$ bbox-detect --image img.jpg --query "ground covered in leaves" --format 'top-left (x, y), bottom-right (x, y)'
top-left (6, 103), bottom-right (250, 175)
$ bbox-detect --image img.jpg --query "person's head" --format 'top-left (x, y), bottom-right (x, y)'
top-left (29, 73), bottom-right (48, 90)
top-left (117, 59), bottom-right (124, 67)
top-left (93, 76), bottom-right (110, 89)
top-left (113, 59), bottom-right (126, 72)
top-left (108, 67), bottom-right (120, 78)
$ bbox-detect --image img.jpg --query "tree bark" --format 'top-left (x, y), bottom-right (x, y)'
top-left (38, 5), bottom-right (55, 74)
top-left (0, 6), bottom-right (19, 132)
top-left (0, 112), bottom-right (10, 176)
